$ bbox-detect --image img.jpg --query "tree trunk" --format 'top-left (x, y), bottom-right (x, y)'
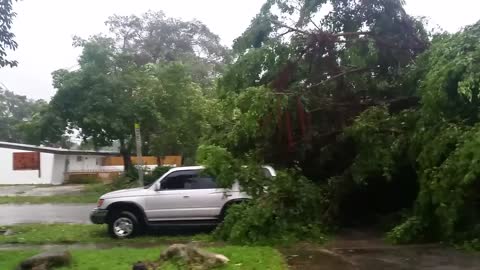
top-left (119, 139), bottom-right (132, 172)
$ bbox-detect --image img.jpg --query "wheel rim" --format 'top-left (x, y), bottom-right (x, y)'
top-left (113, 217), bottom-right (134, 237)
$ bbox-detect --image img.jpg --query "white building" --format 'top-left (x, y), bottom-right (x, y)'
top-left (0, 141), bottom-right (120, 185)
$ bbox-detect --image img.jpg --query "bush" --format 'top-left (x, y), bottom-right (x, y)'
top-left (110, 175), bottom-right (138, 190)
top-left (66, 175), bottom-right (101, 184)
top-left (386, 216), bottom-right (430, 244)
top-left (213, 169), bottom-right (329, 245)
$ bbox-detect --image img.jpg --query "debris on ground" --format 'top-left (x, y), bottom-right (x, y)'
top-left (3, 229), bottom-right (14, 236)
top-left (132, 244), bottom-right (229, 270)
top-left (17, 250), bottom-right (72, 270)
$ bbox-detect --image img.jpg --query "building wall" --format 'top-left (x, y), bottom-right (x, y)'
top-left (0, 148), bottom-right (58, 185)
top-left (67, 155), bottom-right (103, 173)
top-left (102, 156), bottom-right (182, 167)
top-left (51, 155), bottom-right (67, 185)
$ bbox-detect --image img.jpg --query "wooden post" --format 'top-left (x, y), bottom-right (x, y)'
top-left (134, 123), bottom-right (144, 187)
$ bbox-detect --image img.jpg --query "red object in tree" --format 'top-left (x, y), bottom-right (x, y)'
top-left (285, 111), bottom-right (295, 152)
top-left (305, 111), bottom-right (312, 142)
top-left (297, 97), bottom-right (306, 137)
top-left (276, 100), bottom-right (283, 143)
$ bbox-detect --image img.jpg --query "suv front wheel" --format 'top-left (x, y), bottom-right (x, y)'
top-left (108, 211), bottom-right (141, 238)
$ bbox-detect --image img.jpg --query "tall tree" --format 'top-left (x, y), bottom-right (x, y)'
top-left (217, 0), bottom-right (429, 169)
top-left (50, 33), bottom-right (214, 170)
top-left (105, 11), bottom-right (229, 87)
top-left (0, 0), bottom-right (18, 67)
top-left (51, 36), bottom-right (157, 171)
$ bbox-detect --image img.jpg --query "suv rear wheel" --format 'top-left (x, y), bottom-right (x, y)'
top-left (108, 211), bottom-right (141, 238)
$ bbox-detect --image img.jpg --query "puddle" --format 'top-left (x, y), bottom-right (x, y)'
top-left (282, 232), bottom-right (480, 270)
top-left (282, 247), bottom-right (356, 270)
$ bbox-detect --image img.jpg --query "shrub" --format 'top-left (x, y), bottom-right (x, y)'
top-left (212, 169), bottom-right (329, 245)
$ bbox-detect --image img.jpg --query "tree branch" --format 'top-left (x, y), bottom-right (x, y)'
top-left (333, 31), bottom-right (372, 37)
top-left (271, 20), bottom-right (310, 35)
top-left (309, 17), bottom-right (321, 31)
top-left (308, 67), bottom-right (370, 89)
top-left (274, 29), bottom-right (295, 39)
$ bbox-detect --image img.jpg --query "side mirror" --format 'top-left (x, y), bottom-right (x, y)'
top-left (155, 182), bottom-right (162, 191)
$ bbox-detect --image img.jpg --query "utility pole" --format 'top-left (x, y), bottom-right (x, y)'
top-left (134, 123), bottom-right (144, 187)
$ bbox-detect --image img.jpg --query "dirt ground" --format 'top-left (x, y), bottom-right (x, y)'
top-left (282, 230), bottom-right (480, 270)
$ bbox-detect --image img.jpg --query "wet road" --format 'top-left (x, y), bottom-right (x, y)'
top-left (0, 204), bottom-right (95, 225)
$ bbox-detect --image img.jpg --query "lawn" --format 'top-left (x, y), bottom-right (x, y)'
top-left (0, 224), bottom-right (211, 245)
top-left (0, 246), bottom-right (287, 270)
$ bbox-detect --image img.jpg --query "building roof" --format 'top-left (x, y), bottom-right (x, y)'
top-left (0, 141), bottom-right (121, 156)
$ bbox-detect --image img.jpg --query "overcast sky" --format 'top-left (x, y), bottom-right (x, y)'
top-left (0, 0), bottom-right (479, 101)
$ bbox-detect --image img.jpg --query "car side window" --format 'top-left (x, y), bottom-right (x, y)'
top-left (185, 175), bottom-right (217, 189)
top-left (160, 170), bottom-right (217, 190)
top-left (160, 171), bottom-right (197, 190)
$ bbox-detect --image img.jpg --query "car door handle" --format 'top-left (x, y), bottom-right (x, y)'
top-left (183, 195), bottom-right (190, 198)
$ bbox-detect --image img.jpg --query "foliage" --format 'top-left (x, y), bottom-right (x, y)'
top-left (105, 11), bottom-right (229, 87)
top-left (201, 86), bottom-right (283, 157)
top-left (197, 145), bottom-right (328, 245)
top-left (197, 0), bottom-right (432, 245)
top-left (345, 107), bottom-right (418, 183)
top-left (348, 22), bottom-right (480, 247)
top-left (0, 89), bottom-right (53, 144)
top-left (0, 0), bottom-right (18, 67)
top-left (143, 166), bottom-right (172, 186)
top-left (51, 36), bottom-right (148, 169)
top-left (145, 63), bottom-right (210, 160)
top-left (50, 35), bottom-right (212, 169)
top-left (213, 172), bottom-right (329, 245)
top-left (218, 0), bottom-right (429, 170)
top-left (43, 11), bottom-right (226, 171)
top-left (386, 216), bottom-right (429, 244)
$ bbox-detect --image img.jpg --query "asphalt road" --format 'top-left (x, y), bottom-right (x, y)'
top-left (0, 204), bottom-right (95, 225)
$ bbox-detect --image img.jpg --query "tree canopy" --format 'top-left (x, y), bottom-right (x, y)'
top-left (48, 12), bottom-right (224, 170)
top-left (7, 1), bottom-right (480, 249)
top-left (0, 89), bottom-right (48, 143)
top-left (0, 0), bottom-right (18, 67)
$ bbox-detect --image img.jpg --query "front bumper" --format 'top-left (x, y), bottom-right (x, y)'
top-left (90, 208), bottom-right (108, 224)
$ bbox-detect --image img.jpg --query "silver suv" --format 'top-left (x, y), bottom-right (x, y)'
top-left (90, 165), bottom-right (276, 238)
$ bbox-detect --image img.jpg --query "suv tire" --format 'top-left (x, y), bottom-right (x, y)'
top-left (108, 211), bottom-right (141, 239)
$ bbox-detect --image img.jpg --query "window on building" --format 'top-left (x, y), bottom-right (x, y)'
top-left (76, 156), bottom-right (83, 162)
top-left (13, 152), bottom-right (40, 170)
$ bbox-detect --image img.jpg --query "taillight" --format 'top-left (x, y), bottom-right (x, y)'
top-left (97, 199), bottom-right (105, 208)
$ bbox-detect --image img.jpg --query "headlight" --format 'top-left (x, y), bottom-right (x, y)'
top-left (97, 199), bottom-right (105, 208)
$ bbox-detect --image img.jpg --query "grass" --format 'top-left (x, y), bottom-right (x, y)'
top-left (0, 184), bottom-right (110, 204)
top-left (0, 246), bottom-right (287, 270)
top-left (0, 224), bottom-right (211, 245)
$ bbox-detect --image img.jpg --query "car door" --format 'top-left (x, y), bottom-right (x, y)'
top-left (182, 173), bottom-right (227, 218)
top-left (144, 170), bottom-right (225, 221)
